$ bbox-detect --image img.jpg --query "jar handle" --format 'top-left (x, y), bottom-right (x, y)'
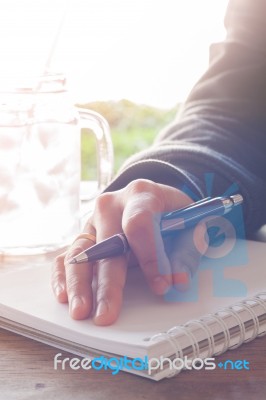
top-left (77, 107), bottom-right (114, 196)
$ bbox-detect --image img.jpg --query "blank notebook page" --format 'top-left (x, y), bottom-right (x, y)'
top-left (0, 240), bottom-right (266, 359)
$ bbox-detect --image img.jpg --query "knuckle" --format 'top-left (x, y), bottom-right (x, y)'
top-left (51, 268), bottom-right (65, 283)
top-left (66, 275), bottom-right (84, 295)
top-left (125, 179), bottom-right (157, 196)
top-left (96, 280), bottom-right (109, 295)
top-left (123, 209), bottom-right (154, 239)
top-left (94, 192), bottom-right (115, 214)
top-left (54, 253), bottom-right (65, 266)
top-left (141, 257), bottom-right (158, 273)
top-left (96, 280), bottom-right (123, 300)
top-left (125, 179), bottom-right (163, 212)
top-left (65, 246), bottom-right (84, 261)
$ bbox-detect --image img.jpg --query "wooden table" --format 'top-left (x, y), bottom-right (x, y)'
top-left (1, 327), bottom-right (266, 400)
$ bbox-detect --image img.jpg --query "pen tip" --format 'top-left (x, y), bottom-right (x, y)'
top-left (69, 258), bottom-right (77, 264)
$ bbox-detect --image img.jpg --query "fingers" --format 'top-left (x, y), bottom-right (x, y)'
top-left (52, 178), bottom-right (208, 326)
top-left (122, 197), bottom-right (172, 294)
top-left (92, 193), bottom-right (127, 326)
top-left (51, 251), bottom-right (68, 303)
top-left (168, 222), bottom-right (209, 291)
top-left (121, 180), bottom-right (193, 295)
top-left (51, 231), bottom-right (96, 320)
top-left (64, 235), bottom-right (95, 320)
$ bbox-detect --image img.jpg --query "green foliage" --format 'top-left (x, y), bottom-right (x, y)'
top-left (78, 99), bottom-right (179, 180)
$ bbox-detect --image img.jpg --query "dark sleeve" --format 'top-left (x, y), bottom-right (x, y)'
top-left (105, 0), bottom-right (266, 236)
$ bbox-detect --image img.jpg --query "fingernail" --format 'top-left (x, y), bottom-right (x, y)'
top-left (152, 276), bottom-right (170, 294)
top-left (175, 269), bottom-right (191, 292)
top-left (95, 300), bottom-right (108, 318)
top-left (71, 295), bottom-right (84, 312)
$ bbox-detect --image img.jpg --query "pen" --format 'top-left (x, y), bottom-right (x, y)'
top-left (69, 194), bottom-right (243, 264)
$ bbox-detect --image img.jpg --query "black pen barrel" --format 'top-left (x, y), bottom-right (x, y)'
top-left (85, 234), bottom-right (129, 262)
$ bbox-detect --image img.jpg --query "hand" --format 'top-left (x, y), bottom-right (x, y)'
top-left (51, 179), bottom-right (208, 326)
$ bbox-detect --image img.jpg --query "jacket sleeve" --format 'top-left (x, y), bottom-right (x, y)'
top-left (105, 0), bottom-right (266, 236)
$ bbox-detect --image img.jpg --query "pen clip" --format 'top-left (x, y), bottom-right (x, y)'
top-left (161, 197), bottom-right (211, 220)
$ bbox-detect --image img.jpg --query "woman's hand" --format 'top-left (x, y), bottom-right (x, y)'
top-left (51, 179), bottom-right (208, 326)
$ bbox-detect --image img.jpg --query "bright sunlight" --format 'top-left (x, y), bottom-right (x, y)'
top-left (0, 0), bottom-right (228, 107)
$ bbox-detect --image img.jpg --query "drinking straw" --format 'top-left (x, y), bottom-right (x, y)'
top-left (35, 0), bottom-right (71, 89)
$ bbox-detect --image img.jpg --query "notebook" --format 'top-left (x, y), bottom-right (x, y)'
top-left (0, 239), bottom-right (266, 380)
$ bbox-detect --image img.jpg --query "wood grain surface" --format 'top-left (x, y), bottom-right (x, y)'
top-left (0, 328), bottom-right (266, 400)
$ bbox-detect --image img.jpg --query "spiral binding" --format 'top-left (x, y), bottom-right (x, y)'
top-left (183, 318), bottom-right (216, 357)
top-left (149, 292), bottom-right (266, 377)
top-left (150, 332), bottom-right (183, 377)
top-left (224, 306), bottom-right (246, 349)
top-left (253, 295), bottom-right (266, 337)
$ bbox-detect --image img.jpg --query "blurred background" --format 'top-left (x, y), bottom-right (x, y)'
top-left (0, 0), bottom-right (228, 179)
